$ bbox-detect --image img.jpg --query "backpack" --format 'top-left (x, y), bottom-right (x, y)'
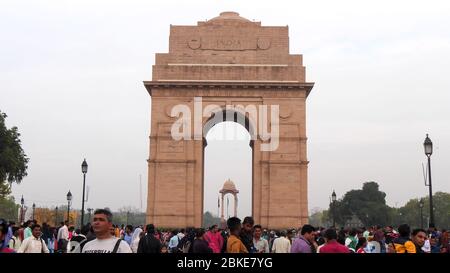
top-left (182, 240), bottom-right (192, 253)
top-left (112, 239), bottom-right (122, 253)
top-left (177, 236), bottom-right (190, 253)
top-left (10, 237), bottom-right (16, 248)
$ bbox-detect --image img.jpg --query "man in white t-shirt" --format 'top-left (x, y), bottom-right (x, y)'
top-left (82, 209), bottom-right (132, 253)
top-left (271, 231), bottom-right (291, 253)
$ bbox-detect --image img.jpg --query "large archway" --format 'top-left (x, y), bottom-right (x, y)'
top-left (144, 12), bottom-right (314, 229)
top-left (202, 112), bottom-right (254, 226)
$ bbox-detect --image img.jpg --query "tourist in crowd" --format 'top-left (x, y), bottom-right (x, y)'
top-left (23, 220), bottom-right (33, 240)
top-left (192, 228), bottom-right (213, 253)
top-left (68, 224), bottom-right (91, 253)
top-left (123, 225), bottom-right (134, 245)
top-left (272, 230), bottom-right (291, 253)
top-left (81, 209), bottom-right (132, 253)
top-left (318, 228), bottom-right (350, 253)
top-left (253, 225), bottom-right (269, 253)
top-left (291, 224), bottom-right (317, 253)
top-left (18, 224), bottom-right (49, 253)
top-left (411, 228), bottom-right (427, 253)
top-left (204, 224), bottom-right (224, 253)
top-left (240, 216), bottom-right (256, 253)
top-left (226, 217), bottom-right (248, 253)
top-left (168, 229), bottom-right (180, 253)
top-left (161, 243), bottom-right (168, 253)
top-left (57, 221), bottom-right (69, 253)
top-left (8, 227), bottom-right (21, 252)
top-left (393, 224), bottom-right (416, 253)
top-left (137, 224), bottom-right (161, 253)
top-left (356, 237), bottom-right (367, 253)
top-left (130, 227), bottom-right (143, 253)
top-left (0, 219), bottom-right (15, 253)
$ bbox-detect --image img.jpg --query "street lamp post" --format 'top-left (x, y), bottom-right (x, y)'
top-left (55, 206), bottom-right (58, 226)
top-left (87, 208), bottom-right (93, 223)
top-left (81, 159), bottom-right (88, 227)
top-left (331, 190), bottom-right (337, 227)
top-left (67, 191), bottom-right (72, 224)
top-left (423, 134), bottom-right (435, 228)
top-left (419, 199), bottom-right (424, 229)
top-left (20, 195), bottom-right (24, 223)
top-left (32, 203), bottom-right (36, 220)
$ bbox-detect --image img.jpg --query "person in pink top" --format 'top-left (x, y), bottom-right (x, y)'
top-left (319, 229), bottom-right (350, 253)
top-left (204, 224), bottom-right (224, 253)
top-left (0, 219), bottom-right (15, 253)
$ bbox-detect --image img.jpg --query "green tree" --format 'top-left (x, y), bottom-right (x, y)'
top-left (309, 208), bottom-right (329, 227)
top-left (113, 206), bottom-right (146, 227)
top-left (0, 195), bottom-right (19, 221)
top-left (398, 192), bottom-right (450, 229)
top-left (330, 182), bottom-right (392, 227)
top-left (203, 211), bottom-right (220, 228)
top-left (0, 110), bottom-right (29, 197)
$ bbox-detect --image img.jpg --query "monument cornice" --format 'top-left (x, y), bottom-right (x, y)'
top-left (144, 80), bottom-right (314, 97)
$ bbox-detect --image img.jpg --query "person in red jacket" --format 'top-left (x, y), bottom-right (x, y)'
top-left (319, 228), bottom-right (350, 253)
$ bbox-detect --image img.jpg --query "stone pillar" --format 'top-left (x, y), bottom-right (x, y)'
top-left (234, 194), bottom-right (238, 217)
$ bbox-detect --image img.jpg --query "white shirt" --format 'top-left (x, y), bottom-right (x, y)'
top-left (18, 236), bottom-right (50, 253)
top-left (9, 236), bottom-right (21, 251)
top-left (253, 237), bottom-right (270, 253)
top-left (57, 225), bottom-right (69, 241)
top-left (422, 239), bottom-right (431, 253)
top-left (131, 237), bottom-right (140, 253)
top-left (82, 237), bottom-right (132, 253)
top-left (272, 237), bottom-right (291, 253)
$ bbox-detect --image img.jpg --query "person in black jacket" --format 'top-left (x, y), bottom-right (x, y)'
top-left (137, 224), bottom-right (162, 253)
top-left (192, 228), bottom-right (213, 253)
top-left (239, 216), bottom-right (256, 253)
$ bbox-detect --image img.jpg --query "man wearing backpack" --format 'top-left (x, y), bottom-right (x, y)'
top-left (178, 228), bottom-right (195, 253)
top-left (137, 224), bottom-right (162, 253)
top-left (393, 224), bottom-right (416, 253)
top-left (168, 229), bottom-right (180, 253)
top-left (82, 209), bottom-right (132, 253)
top-left (18, 224), bottom-right (50, 253)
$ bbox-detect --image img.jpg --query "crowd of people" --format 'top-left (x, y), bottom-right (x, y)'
top-left (1, 209), bottom-right (449, 253)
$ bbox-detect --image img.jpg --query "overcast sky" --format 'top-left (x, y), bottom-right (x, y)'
top-left (1, 0), bottom-right (449, 219)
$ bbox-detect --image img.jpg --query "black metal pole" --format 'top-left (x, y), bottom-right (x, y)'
top-left (420, 206), bottom-right (423, 229)
top-left (67, 201), bottom-right (70, 224)
top-left (427, 156), bottom-right (435, 227)
top-left (20, 205), bottom-right (24, 223)
top-left (81, 173), bottom-right (86, 227)
top-left (332, 202), bottom-right (336, 227)
top-left (55, 207), bottom-right (58, 226)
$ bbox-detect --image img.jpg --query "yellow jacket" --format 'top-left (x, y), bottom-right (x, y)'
top-left (227, 235), bottom-right (249, 253)
top-left (393, 237), bottom-right (416, 253)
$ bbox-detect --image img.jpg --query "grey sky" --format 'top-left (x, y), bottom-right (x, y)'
top-left (1, 0), bottom-right (449, 219)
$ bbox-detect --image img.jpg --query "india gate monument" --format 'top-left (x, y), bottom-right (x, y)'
top-left (144, 12), bottom-right (314, 229)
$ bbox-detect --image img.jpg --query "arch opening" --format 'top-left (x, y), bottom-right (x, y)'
top-left (202, 109), bottom-right (254, 228)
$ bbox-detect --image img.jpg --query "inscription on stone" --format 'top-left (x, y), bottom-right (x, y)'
top-left (187, 36), bottom-right (271, 51)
